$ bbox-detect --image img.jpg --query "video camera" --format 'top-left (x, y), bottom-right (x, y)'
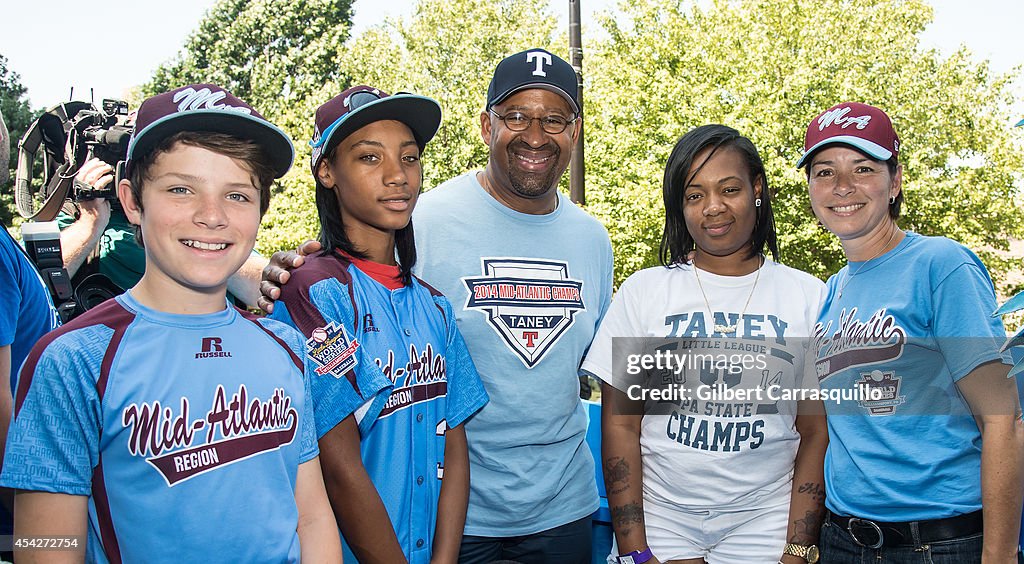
top-left (67, 99), bottom-right (132, 201)
top-left (10, 99), bottom-right (134, 321)
top-left (14, 98), bottom-right (134, 221)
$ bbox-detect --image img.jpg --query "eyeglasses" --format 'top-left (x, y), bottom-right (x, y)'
top-left (489, 110), bottom-right (577, 134)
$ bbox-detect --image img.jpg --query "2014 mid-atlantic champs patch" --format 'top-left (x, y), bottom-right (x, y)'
top-left (462, 258), bottom-right (586, 368)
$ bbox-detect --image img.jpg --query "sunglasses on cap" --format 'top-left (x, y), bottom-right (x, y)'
top-left (310, 86), bottom-right (416, 149)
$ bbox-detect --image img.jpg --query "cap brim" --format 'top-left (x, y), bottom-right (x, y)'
top-left (311, 95), bottom-right (442, 175)
top-left (488, 83), bottom-right (580, 114)
top-left (128, 110), bottom-right (295, 178)
top-left (1016, 117), bottom-right (1024, 127)
top-left (796, 135), bottom-right (893, 168)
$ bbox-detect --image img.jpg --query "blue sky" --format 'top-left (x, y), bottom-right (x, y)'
top-left (2, 0), bottom-right (1021, 109)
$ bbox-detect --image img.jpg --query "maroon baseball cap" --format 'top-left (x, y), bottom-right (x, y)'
top-left (797, 102), bottom-right (900, 168)
top-left (309, 85), bottom-right (442, 177)
top-left (126, 83), bottom-right (294, 178)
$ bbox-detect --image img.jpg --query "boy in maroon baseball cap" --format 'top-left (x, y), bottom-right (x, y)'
top-left (1, 83), bottom-right (342, 562)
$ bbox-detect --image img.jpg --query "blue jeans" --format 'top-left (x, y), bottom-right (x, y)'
top-left (820, 515), bottom-right (982, 563)
top-left (458, 515), bottom-right (592, 564)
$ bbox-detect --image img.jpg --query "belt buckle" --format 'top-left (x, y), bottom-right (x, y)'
top-left (847, 517), bottom-right (884, 549)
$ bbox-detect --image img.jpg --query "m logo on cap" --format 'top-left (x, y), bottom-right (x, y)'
top-left (173, 87), bottom-right (253, 115)
top-left (526, 51), bottom-right (553, 77)
top-left (817, 106), bottom-right (871, 131)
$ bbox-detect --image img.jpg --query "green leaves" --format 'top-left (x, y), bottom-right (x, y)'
top-left (0, 54), bottom-right (36, 226)
top-left (584, 0), bottom-right (1024, 289)
top-left (138, 0), bottom-right (1024, 295)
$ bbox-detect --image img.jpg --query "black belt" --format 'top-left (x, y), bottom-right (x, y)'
top-left (828, 510), bottom-right (983, 548)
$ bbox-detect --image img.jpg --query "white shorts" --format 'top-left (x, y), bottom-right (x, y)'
top-left (609, 496), bottom-right (790, 564)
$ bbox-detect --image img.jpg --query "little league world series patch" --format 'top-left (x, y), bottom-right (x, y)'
top-left (462, 258), bottom-right (586, 368)
top-left (306, 322), bottom-right (360, 377)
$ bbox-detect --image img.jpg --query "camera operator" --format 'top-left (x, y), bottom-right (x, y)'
top-left (60, 156), bottom-right (268, 306)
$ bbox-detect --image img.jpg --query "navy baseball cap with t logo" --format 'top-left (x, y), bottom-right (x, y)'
top-left (486, 48), bottom-right (580, 114)
top-left (126, 83), bottom-right (294, 178)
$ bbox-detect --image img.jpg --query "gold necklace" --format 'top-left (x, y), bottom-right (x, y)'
top-left (692, 256), bottom-right (763, 335)
top-left (837, 227), bottom-right (900, 299)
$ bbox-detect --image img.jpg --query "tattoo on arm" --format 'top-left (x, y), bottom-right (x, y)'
top-left (790, 508), bottom-right (826, 544)
top-left (797, 482), bottom-right (825, 503)
top-left (610, 502), bottom-right (644, 537)
top-left (603, 457), bottom-right (631, 495)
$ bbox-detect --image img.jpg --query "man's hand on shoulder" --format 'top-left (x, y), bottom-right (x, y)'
top-left (258, 239), bottom-right (321, 314)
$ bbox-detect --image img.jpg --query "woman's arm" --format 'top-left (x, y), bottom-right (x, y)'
top-left (781, 400), bottom-right (828, 563)
top-left (431, 424), bottom-right (469, 564)
top-left (956, 360), bottom-right (1024, 563)
top-left (319, 415), bottom-right (407, 564)
top-left (602, 383), bottom-right (661, 564)
top-left (294, 456), bottom-right (344, 563)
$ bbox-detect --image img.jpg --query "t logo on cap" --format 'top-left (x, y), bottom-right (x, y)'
top-left (527, 51), bottom-right (553, 77)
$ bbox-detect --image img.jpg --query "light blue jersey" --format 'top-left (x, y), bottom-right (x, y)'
top-left (813, 232), bottom-right (1008, 521)
top-left (271, 252), bottom-right (487, 563)
top-left (1, 292), bottom-right (318, 563)
top-left (413, 172), bottom-right (613, 536)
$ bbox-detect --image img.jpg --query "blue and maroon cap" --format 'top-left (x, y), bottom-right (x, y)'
top-left (126, 83), bottom-right (294, 178)
top-left (797, 102), bottom-right (900, 168)
top-left (309, 85), bottom-right (441, 177)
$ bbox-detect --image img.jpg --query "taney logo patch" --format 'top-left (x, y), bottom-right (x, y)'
top-left (462, 258), bottom-right (585, 368)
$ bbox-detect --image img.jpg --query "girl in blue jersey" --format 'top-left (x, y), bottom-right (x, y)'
top-left (584, 124), bottom-right (828, 564)
top-left (270, 86), bottom-right (488, 564)
top-left (798, 102), bottom-right (1021, 562)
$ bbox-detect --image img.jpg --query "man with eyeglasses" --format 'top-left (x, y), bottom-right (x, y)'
top-left (260, 48), bottom-right (613, 562)
top-left (411, 48), bottom-right (613, 563)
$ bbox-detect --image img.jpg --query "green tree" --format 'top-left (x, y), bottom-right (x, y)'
top-left (256, 0), bottom-right (562, 254)
top-left (0, 54), bottom-right (37, 226)
top-left (145, 0), bottom-right (357, 255)
top-left (584, 0), bottom-right (1024, 289)
top-left (146, 0), bottom-right (355, 120)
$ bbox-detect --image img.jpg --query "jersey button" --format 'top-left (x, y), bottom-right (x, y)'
top-left (404, 328), bottom-right (412, 336)
top-left (417, 475), bottom-right (424, 485)
top-left (416, 539), bottom-right (424, 548)
top-left (416, 413), bottom-right (424, 422)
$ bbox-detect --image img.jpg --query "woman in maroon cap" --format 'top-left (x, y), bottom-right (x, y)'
top-left (799, 101), bottom-right (1022, 563)
top-left (268, 86), bottom-right (489, 563)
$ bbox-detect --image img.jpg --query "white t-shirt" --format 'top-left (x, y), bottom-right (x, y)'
top-left (582, 260), bottom-right (825, 509)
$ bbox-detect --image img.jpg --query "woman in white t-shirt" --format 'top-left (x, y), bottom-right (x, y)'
top-left (583, 124), bottom-right (827, 564)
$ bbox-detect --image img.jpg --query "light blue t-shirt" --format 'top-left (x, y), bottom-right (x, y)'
top-left (813, 232), bottom-right (1008, 521)
top-left (0, 227), bottom-right (60, 394)
top-left (412, 171), bottom-right (613, 536)
top-left (1, 292), bottom-right (318, 563)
